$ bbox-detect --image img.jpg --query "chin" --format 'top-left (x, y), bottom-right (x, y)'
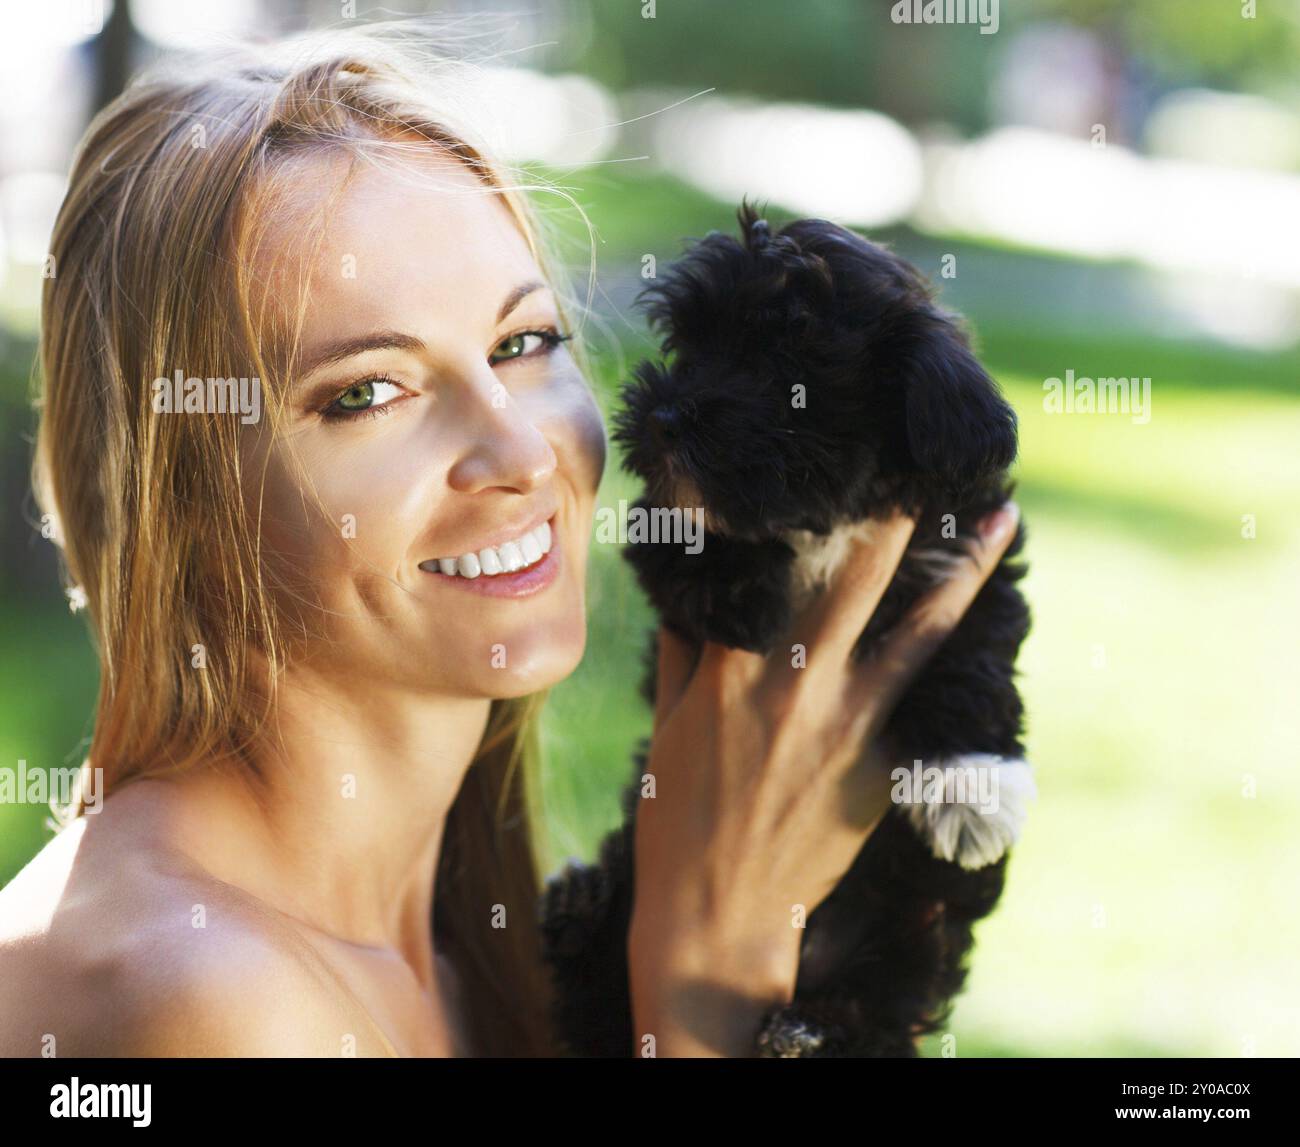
top-left (474, 616), bottom-right (588, 699)
top-left (414, 596), bottom-right (589, 700)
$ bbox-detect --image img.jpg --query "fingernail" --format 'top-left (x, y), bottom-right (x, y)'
top-left (978, 500), bottom-right (1019, 542)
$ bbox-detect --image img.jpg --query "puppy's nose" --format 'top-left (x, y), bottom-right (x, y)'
top-left (649, 406), bottom-right (681, 445)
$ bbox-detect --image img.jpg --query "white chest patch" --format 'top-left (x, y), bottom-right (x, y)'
top-left (782, 519), bottom-right (967, 612)
top-left (782, 520), bottom-right (881, 612)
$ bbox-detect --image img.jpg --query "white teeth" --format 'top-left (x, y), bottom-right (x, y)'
top-left (498, 541), bottom-right (524, 572)
top-left (424, 521), bottom-right (554, 579)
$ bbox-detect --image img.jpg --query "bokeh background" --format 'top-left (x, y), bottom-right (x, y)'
top-left (2, 0), bottom-right (1297, 1057)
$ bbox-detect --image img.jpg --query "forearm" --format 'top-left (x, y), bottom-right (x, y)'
top-left (627, 909), bottom-right (800, 1057)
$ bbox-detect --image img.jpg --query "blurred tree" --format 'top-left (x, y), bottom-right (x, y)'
top-left (95, 0), bottom-right (136, 112)
top-left (1035, 0), bottom-right (1300, 92)
top-left (560, 0), bottom-right (1298, 133)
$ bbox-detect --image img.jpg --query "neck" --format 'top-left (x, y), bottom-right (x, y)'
top-left (130, 669), bottom-right (493, 988)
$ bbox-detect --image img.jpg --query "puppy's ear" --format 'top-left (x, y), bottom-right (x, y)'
top-left (902, 314), bottom-right (1017, 492)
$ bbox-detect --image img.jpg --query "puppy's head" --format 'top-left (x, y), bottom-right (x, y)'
top-left (615, 199), bottom-right (1017, 539)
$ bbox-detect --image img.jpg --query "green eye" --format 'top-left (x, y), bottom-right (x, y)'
top-left (489, 333), bottom-right (531, 364)
top-left (322, 378), bottom-right (406, 422)
top-left (337, 381), bottom-right (375, 410)
top-left (489, 328), bottom-right (569, 366)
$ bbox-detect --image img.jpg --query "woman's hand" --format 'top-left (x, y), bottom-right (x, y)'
top-left (626, 501), bottom-right (1022, 1057)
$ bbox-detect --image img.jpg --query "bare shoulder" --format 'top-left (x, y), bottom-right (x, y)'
top-left (103, 924), bottom-right (361, 1058)
top-left (0, 819), bottom-right (361, 1058)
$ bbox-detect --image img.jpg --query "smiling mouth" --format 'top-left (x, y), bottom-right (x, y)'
top-left (418, 518), bottom-right (554, 580)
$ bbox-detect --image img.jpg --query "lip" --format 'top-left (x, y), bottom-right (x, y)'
top-left (419, 514), bottom-right (560, 599)
top-left (431, 507), bottom-right (557, 560)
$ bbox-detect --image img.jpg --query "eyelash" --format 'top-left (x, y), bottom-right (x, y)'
top-left (320, 325), bottom-right (574, 423)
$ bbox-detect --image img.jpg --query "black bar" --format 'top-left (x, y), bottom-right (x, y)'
top-left (0, 1056), bottom-right (1291, 1133)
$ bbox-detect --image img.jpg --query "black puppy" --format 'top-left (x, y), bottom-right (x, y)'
top-left (540, 201), bottom-right (1034, 1056)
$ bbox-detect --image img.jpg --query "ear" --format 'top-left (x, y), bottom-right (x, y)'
top-left (902, 316), bottom-right (1017, 493)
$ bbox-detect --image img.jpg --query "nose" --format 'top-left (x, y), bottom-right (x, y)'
top-left (649, 405), bottom-right (681, 446)
top-left (446, 386), bottom-right (558, 495)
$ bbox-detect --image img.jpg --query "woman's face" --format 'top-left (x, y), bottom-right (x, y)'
top-left (246, 149), bottom-right (606, 700)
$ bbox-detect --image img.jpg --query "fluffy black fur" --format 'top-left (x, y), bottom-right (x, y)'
top-left (539, 200), bottom-right (1031, 1057)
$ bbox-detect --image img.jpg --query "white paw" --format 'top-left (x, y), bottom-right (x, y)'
top-left (894, 755), bottom-right (1037, 870)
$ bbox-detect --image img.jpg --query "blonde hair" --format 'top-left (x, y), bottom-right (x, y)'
top-left (33, 23), bottom-right (597, 1057)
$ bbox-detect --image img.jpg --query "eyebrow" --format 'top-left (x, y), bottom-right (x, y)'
top-left (297, 279), bottom-right (550, 377)
top-left (496, 279), bottom-right (547, 325)
top-left (299, 330), bottom-right (425, 377)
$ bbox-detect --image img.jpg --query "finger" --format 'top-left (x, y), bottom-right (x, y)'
top-left (856, 501), bottom-right (1020, 716)
top-left (796, 511), bottom-right (917, 670)
top-left (692, 637), bottom-right (766, 694)
top-left (653, 626), bottom-right (696, 726)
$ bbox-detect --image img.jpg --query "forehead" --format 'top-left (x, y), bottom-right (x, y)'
top-left (251, 146), bottom-right (544, 351)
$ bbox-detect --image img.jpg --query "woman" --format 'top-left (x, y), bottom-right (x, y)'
top-left (0, 29), bottom-right (1020, 1057)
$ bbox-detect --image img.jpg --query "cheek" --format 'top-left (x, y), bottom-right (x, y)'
top-left (533, 372), bottom-right (606, 500)
top-left (255, 433), bottom-right (437, 579)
